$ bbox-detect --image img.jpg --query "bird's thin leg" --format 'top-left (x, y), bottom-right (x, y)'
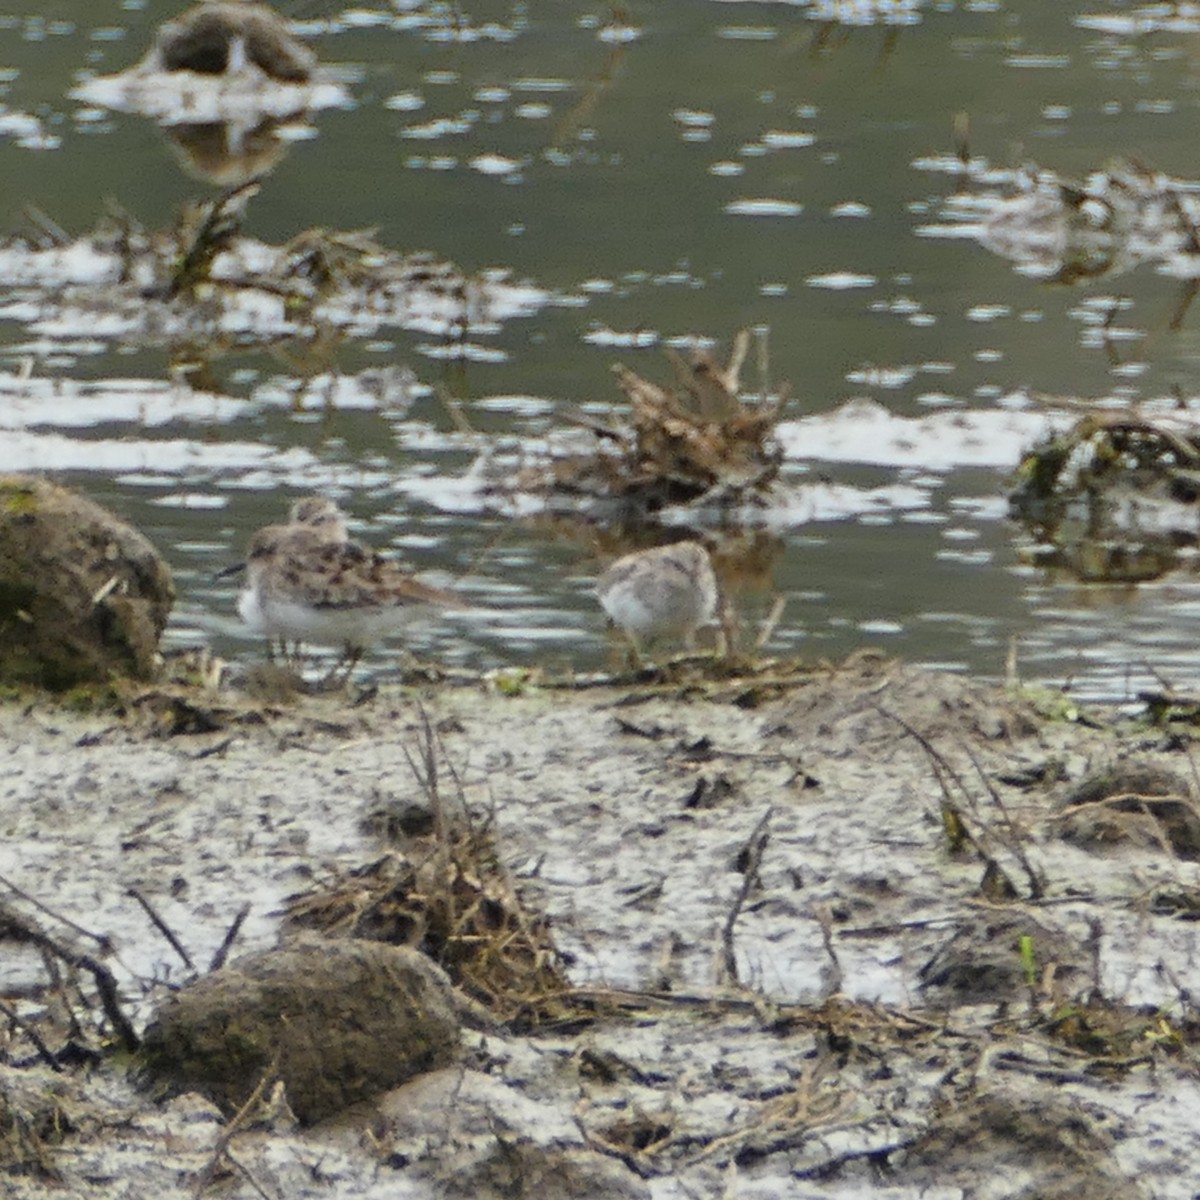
top-left (322, 644), bottom-right (362, 690)
top-left (626, 634), bottom-right (644, 673)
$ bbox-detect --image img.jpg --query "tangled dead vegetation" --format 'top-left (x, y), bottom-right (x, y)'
top-left (1, 191), bottom-right (542, 367)
top-left (1009, 408), bottom-right (1200, 582)
top-left (518, 331), bottom-right (785, 516)
top-left (282, 709), bottom-right (569, 1025)
top-left (976, 157), bottom-right (1200, 289)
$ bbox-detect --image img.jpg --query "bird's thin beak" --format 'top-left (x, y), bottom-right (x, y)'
top-left (214, 560), bottom-right (246, 582)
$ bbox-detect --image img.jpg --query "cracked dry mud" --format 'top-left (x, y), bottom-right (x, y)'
top-left (4, 652), bottom-right (1200, 1198)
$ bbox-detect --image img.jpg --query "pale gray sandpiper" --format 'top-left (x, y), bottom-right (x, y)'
top-left (234, 499), bottom-right (468, 669)
top-left (596, 541), bottom-right (720, 660)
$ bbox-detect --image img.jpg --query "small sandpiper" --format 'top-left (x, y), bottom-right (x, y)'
top-left (287, 495), bottom-right (349, 542)
top-left (232, 497), bottom-right (468, 673)
top-left (596, 540), bottom-right (720, 662)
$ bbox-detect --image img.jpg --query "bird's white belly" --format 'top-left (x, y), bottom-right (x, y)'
top-left (244, 587), bottom-right (423, 648)
top-left (601, 582), bottom-right (698, 638)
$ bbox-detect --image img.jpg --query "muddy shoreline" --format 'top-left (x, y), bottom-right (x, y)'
top-left (4, 655), bottom-right (1200, 1198)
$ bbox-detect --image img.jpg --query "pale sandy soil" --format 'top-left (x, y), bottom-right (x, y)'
top-left (3, 654), bottom-right (1200, 1199)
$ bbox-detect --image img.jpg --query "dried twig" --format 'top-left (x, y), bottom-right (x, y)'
top-left (223, 1151), bottom-right (276, 1200)
top-left (571, 1096), bottom-right (656, 1180)
top-left (0, 997), bottom-right (63, 1071)
top-left (0, 871), bottom-right (113, 951)
top-left (959, 742), bottom-right (1045, 899)
top-left (877, 706), bottom-right (1044, 899)
top-left (401, 703), bottom-right (445, 835)
top-left (128, 887), bottom-right (194, 971)
top-left (191, 1058), bottom-right (281, 1199)
top-left (210, 904), bottom-right (250, 973)
top-left (814, 904), bottom-right (843, 1001)
top-left (0, 904), bottom-right (139, 1053)
top-left (719, 807), bottom-right (772, 985)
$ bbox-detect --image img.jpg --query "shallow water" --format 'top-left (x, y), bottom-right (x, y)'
top-left (5, 2), bottom-right (1200, 697)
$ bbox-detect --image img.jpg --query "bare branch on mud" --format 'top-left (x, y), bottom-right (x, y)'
top-left (0, 902), bottom-right (138, 1053)
top-left (877, 706), bottom-right (1044, 899)
top-left (223, 1151), bottom-right (276, 1200)
top-left (191, 1057), bottom-right (281, 1199)
top-left (209, 903), bottom-right (251, 973)
top-left (1085, 916), bottom-right (1104, 1000)
top-left (128, 886), bottom-right (195, 971)
top-left (401, 703), bottom-right (452, 838)
top-left (814, 904), bottom-right (843, 1001)
top-left (0, 870), bottom-right (114, 953)
top-left (0, 997), bottom-right (63, 1071)
top-left (958, 742), bottom-right (1045, 898)
top-left (571, 1096), bottom-right (656, 1180)
top-left (719, 807), bottom-right (772, 986)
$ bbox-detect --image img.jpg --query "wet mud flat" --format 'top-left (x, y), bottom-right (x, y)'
top-left (4, 655), bottom-right (1200, 1197)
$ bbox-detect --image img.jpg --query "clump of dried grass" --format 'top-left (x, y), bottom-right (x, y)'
top-left (522, 330), bottom-right (786, 514)
top-left (281, 709), bottom-right (567, 1025)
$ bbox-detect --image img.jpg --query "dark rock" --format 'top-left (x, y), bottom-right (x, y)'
top-left (138, 939), bottom-right (461, 1124)
top-left (0, 476), bottom-right (173, 689)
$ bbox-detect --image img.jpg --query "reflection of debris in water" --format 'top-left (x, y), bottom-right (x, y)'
top-left (154, 2), bottom-right (316, 82)
top-left (1010, 409), bottom-right (1200, 583)
top-left (806, 0), bottom-right (927, 25)
top-left (924, 157), bottom-right (1200, 325)
top-left (70, 2), bottom-right (348, 184)
top-left (164, 115), bottom-right (306, 187)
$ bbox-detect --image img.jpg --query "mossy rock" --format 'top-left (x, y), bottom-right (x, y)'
top-left (0, 476), bottom-right (173, 689)
top-left (138, 939), bottom-right (462, 1125)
